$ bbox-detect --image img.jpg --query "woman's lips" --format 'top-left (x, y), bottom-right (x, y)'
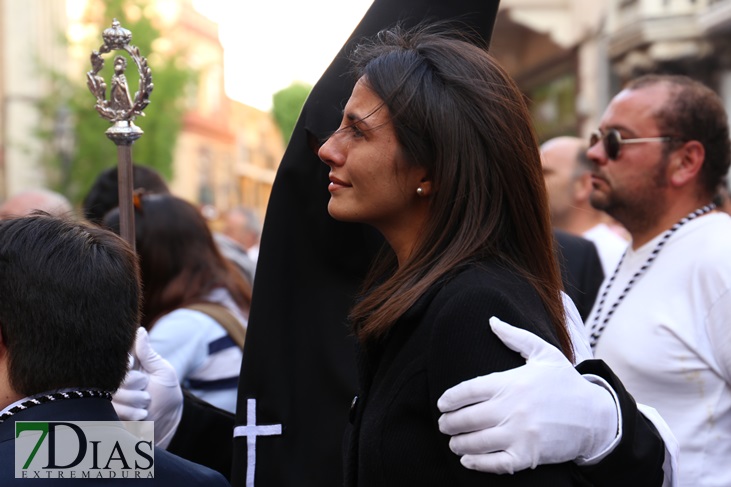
top-left (328, 175), bottom-right (351, 192)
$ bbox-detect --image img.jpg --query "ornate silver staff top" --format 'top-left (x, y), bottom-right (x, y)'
top-left (87, 18), bottom-right (154, 143)
top-left (86, 19), bottom-right (154, 248)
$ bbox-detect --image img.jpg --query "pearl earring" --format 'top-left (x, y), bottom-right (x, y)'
top-left (416, 187), bottom-right (424, 196)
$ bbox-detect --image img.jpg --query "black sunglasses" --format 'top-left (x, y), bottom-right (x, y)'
top-left (589, 129), bottom-right (674, 160)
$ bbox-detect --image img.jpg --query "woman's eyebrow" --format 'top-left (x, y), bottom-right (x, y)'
top-left (345, 112), bottom-right (371, 128)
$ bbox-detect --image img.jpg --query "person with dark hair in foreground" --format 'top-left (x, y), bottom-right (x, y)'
top-left (0, 214), bottom-right (228, 486)
top-left (319, 23), bottom-right (579, 484)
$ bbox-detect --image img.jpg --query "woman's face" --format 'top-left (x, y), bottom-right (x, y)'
top-left (318, 78), bottom-right (429, 240)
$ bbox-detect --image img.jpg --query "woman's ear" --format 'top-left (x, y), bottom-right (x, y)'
top-left (417, 179), bottom-right (433, 197)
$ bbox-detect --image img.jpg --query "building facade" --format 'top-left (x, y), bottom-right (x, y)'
top-left (0, 0), bottom-right (70, 201)
top-left (493, 0), bottom-right (731, 142)
top-left (0, 0), bottom-right (283, 219)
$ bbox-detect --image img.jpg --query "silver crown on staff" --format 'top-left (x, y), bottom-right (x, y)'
top-left (86, 18), bottom-right (154, 143)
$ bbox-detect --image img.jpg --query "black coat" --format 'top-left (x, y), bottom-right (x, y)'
top-left (554, 230), bottom-right (604, 322)
top-left (344, 261), bottom-right (582, 486)
top-left (167, 390), bottom-right (234, 481)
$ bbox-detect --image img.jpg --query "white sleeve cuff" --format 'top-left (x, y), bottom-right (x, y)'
top-left (574, 373), bottom-right (623, 465)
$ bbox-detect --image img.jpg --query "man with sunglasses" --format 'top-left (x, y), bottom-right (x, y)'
top-left (582, 74), bottom-right (731, 486)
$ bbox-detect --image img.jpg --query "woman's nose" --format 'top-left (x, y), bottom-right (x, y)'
top-left (318, 134), bottom-right (344, 167)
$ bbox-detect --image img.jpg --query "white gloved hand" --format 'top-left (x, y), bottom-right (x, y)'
top-left (437, 316), bottom-right (618, 474)
top-left (113, 366), bottom-right (152, 421)
top-left (113, 327), bottom-right (184, 449)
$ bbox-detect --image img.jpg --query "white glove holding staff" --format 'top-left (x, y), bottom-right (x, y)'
top-left (113, 327), bottom-right (184, 449)
top-left (113, 364), bottom-right (151, 421)
top-left (437, 316), bottom-right (619, 474)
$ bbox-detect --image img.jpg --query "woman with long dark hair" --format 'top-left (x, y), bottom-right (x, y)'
top-left (105, 193), bottom-right (251, 413)
top-left (318, 24), bottom-right (577, 484)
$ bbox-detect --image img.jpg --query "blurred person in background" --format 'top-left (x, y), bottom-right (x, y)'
top-left (0, 188), bottom-right (73, 218)
top-left (223, 206), bottom-right (262, 264)
top-left (84, 164), bottom-right (256, 285)
top-left (105, 193), bottom-right (251, 414)
top-left (541, 136), bottom-right (628, 276)
top-left (82, 164), bottom-right (169, 225)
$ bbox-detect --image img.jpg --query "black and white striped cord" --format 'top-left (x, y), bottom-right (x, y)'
top-left (0, 389), bottom-right (112, 423)
top-left (589, 203), bottom-right (716, 349)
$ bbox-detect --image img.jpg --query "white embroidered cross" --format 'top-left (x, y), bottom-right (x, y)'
top-left (233, 398), bottom-right (283, 487)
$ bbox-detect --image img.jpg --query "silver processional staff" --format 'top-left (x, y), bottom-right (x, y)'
top-left (86, 18), bottom-right (154, 249)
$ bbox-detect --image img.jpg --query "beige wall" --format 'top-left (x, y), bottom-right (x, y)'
top-left (494, 0), bottom-right (731, 145)
top-left (229, 101), bottom-right (284, 220)
top-left (166, 1), bottom-right (284, 220)
top-left (0, 0), bottom-right (283, 219)
top-left (0, 0), bottom-right (69, 199)
top-left (493, 0), bottom-right (610, 138)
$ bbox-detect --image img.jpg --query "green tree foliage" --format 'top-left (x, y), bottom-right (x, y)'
top-left (271, 82), bottom-right (312, 145)
top-left (37, 0), bottom-right (194, 203)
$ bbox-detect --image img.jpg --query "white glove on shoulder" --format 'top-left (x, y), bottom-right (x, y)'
top-left (112, 327), bottom-right (184, 449)
top-left (437, 316), bottom-right (619, 474)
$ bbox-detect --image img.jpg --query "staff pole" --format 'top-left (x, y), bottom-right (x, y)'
top-left (86, 19), bottom-right (153, 250)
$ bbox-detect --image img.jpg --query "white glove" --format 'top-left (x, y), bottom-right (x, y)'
top-left (113, 366), bottom-right (152, 421)
top-left (437, 316), bottom-right (619, 474)
top-left (113, 327), bottom-right (184, 449)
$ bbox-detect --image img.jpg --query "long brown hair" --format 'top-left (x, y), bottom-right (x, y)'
top-left (104, 194), bottom-right (252, 329)
top-left (347, 25), bottom-right (572, 360)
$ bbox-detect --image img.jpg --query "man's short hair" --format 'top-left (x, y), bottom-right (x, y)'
top-left (0, 214), bottom-right (140, 395)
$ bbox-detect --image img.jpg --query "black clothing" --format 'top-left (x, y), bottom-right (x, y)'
top-left (229, 0), bottom-right (665, 485)
top-left (554, 230), bottom-right (605, 321)
top-left (168, 390), bottom-right (234, 481)
top-left (344, 261), bottom-right (582, 486)
top-left (575, 360), bottom-right (666, 487)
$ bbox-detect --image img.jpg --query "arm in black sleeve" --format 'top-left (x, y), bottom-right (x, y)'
top-left (575, 359), bottom-right (665, 487)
